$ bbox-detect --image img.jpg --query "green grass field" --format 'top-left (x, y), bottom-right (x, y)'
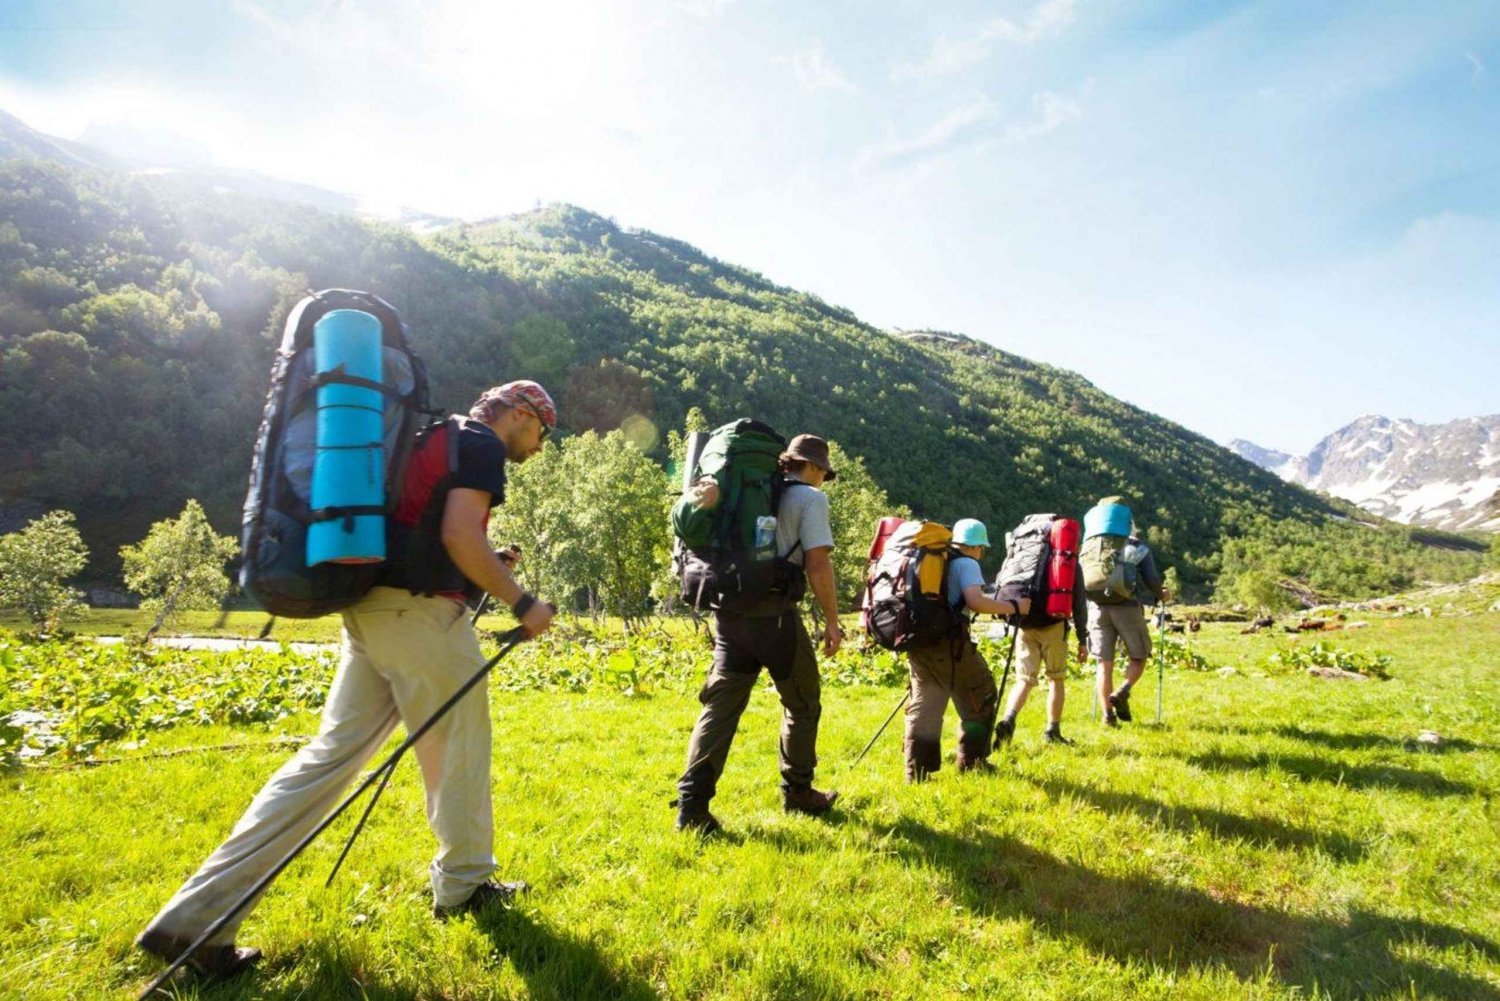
top-left (2, 611), bottom-right (1497, 1000)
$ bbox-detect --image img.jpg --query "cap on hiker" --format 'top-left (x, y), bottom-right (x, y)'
top-left (780, 434), bottom-right (837, 481)
top-left (952, 518), bottom-right (990, 548)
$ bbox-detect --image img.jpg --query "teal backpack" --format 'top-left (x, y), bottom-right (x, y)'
top-left (671, 419), bottom-right (807, 613)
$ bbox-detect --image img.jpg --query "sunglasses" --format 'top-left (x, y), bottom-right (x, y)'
top-left (518, 405), bottom-right (551, 439)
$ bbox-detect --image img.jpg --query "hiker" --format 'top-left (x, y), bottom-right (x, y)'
top-left (993, 545), bottom-right (1088, 747)
top-left (1079, 496), bottom-right (1169, 726)
top-left (137, 381), bottom-right (558, 978)
top-left (903, 518), bottom-right (1029, 781)
top-left (674, 433), bottom-right (843, 833)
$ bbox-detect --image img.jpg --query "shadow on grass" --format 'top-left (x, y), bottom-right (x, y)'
top-left (178, 910), bottom-right (658, 1001)
top-left (1185, 750), bottom-right (1479, 796)
top-left (473, 908), bottom-right (659, 1001)
top-left (1257, 725), bottom-right (1490, 755)
top-left (881, 818), bottom-right (1500, 1000)
top-left (1018, 773), bottom-right (1370, 862)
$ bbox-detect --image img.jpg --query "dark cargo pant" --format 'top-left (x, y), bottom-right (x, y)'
top-left (677, 611), bottom-right (822, 805)
top-left (903, 637), bottom-right (997, 780)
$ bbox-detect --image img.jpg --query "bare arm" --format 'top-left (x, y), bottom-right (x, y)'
top-left (963, 586), bottom-right (1030, 618)
top-left (441, 487), bottom-right (552, 637)
top-left (803, 545), bottom-right (842, 656)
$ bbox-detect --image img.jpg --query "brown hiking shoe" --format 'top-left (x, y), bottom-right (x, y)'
top-left (956, 755), bottom-right (996, 774)
top-left (433, 880), bottom-right (529, 919)
top-left (782, 785), bottom-right (839, 816)
top-left (136, 928), bottom-right (262, 980)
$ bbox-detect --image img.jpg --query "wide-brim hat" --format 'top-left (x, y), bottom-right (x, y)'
top-left (781, 434), bottom-right (837, 481)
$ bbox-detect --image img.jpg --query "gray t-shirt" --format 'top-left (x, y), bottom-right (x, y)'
top-left (774, 478), bottom-right (834, 567)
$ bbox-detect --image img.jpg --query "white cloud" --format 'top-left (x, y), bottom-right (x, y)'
top-left (788, 42), bottom-right (858, 94)
top-left (1466, 51), bottom-right (1487, 87)
top-left (677, 0), bottom-right (735, 17)
top-left (893, 0), bottom-right (1078, 81)
top-left (854, 99), bottom-right (997, 172)
top-left (1001, 90), bottom-right (1083, 143)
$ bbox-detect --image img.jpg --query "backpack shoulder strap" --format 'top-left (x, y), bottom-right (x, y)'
top-left (446, 415), bottom-right (463, 473)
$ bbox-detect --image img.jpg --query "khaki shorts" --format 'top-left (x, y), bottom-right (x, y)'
top-left (1087, 601), bottom-right (1152, 661)
top-left (1017, 621), bottom-right (1068, 684)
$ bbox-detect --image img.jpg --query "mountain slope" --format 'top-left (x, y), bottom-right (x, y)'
top-left (1232, 416), bottom-right (1500, 532)
top-left (0, 125), bottom-right (1486, 598)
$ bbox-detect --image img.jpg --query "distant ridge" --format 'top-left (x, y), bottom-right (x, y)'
top-left (1231, 415), bottom-right (1500, 532)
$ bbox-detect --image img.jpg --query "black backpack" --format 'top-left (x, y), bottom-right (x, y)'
top-left (240, 289), bottom-right (438, 617)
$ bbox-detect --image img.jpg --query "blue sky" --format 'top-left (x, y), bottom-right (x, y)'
top-left (1, 0), bottom-right (1496, 454)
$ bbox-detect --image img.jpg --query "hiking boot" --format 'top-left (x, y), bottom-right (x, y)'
top-left (1109, 689), bottom-right (1133, 723)
top-left (1043, 728), bottom-right (1074, 746)
top-left (1102, 711), bottom-right (1118, 728)
top-left (136, 928), bottom-right (262, 980)
top-left (433, 880), bottom-right (529, 919)
top-left (993, 717), bottom-right (1016, 749)
top-left (782, 785), bottom-right (839, 817)
top-left (675, 804), bottom-right (723, 835)
top-left (956, 755), bottom-right (997, 774)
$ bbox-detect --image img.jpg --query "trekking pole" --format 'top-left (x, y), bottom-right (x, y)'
top-left (849, 686), bottom-right (910, 771)
top-left (993, 617), bottom-right (1019, 709)
top-left (137, 627), bottom-right (528, 1001)
top-left (1155, 601), bottom-right (1167, 724)
top-left (470, 594), bottom-right (491, 626)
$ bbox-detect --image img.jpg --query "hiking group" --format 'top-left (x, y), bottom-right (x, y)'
top-left (133, 290), bottom-right (1168, 989)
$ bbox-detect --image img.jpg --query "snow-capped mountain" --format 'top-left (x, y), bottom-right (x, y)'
top-left (1231, 415), bottom-right (1500, 532)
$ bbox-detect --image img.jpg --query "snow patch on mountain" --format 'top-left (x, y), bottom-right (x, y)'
top-left (1230, 415), bottom-right (1500, 533)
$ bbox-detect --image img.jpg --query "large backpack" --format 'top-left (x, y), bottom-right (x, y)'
top-left (671, 419), bottom-right (807, 613)
top-left (994, 514), bottom-right (1081, 628)
top-left (1080, 535), bottom-right (1150, 604)
top-left (863, 520), bottom-right (963, 651)
top-left (240, 289), bottom-right (437, 617)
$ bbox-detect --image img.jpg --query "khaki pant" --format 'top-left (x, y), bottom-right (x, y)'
top-left (144, 587), bottom-right (497, 944)
top-left (903, 637), bottom-right (997, 777)
top-left (1018, 621), bottom-right (1069, 684)
top-left (678, 612), bottom-right (822, 804)
top-left (1087, 601), bottom-right (1152, 661)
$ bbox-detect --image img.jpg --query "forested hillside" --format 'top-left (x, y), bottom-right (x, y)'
top-left (0, 152), bottom-right (1485, 599)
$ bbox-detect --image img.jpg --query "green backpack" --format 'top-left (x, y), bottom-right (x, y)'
top-left (1080, 535), bottom-right (1148, 604)
top-left (672, 419), bottom-right (806, 613)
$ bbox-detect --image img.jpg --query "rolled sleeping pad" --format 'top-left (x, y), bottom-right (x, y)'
top-left (681, 432), bottom-right (710, 491)
top-left (307, 309), bottom-right (386, 566)
top-left (866, 515), bottom-right (907, 562)
top-left (1083, 502), bottom-right (1132, 540)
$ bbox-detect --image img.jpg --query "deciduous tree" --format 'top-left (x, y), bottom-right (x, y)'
top-left (0, 510), bottom-right (89, 633)
top-left (120, 499), bottom-right (239, 638)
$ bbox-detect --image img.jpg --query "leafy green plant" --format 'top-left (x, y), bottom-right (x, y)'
top-left (1265, 640), bottom-right (1393, 679)
top-left (0, 630), bottom-right (333, 764)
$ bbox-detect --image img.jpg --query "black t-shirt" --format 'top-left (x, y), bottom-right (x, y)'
top-left (382, 418), bottom-right (508, 596)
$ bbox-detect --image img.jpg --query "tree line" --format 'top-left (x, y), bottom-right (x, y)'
top-left (0, 158), bottom-right (1488, 607)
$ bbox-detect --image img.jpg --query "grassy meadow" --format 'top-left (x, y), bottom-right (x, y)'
top-left (1, 608), bottom-right (1497, 1000)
